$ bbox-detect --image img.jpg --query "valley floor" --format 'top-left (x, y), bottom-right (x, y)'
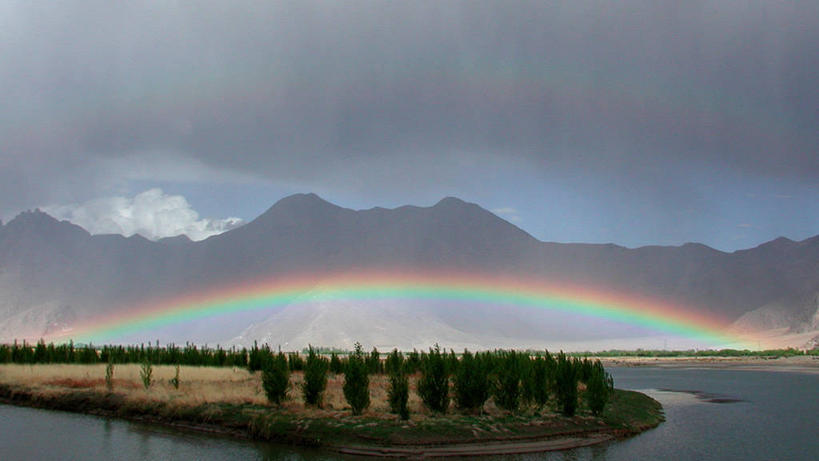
top-left (0, 364), bottom-right (662, 457)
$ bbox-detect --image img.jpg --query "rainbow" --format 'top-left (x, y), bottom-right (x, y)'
top-left (48, 270), bottom-right (755, 348)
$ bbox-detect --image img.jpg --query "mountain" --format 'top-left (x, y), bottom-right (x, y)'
top-left (0, 195), bottom-right (817, 349)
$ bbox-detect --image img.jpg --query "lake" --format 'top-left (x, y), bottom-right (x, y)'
top-left (1, 366), bottom-right (816, 460)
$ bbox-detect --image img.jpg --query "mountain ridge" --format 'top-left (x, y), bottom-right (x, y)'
top-left (1, 194), bottom-right (817, 348)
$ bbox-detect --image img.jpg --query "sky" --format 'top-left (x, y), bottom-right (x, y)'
top-left (1, 1), bottom-right (817, 250)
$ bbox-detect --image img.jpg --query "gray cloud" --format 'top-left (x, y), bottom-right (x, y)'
top-left (1, 1), bottom-right (817, 223)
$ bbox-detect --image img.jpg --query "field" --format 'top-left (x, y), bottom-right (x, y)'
top-left (0, 363), bottom-right (663, 456)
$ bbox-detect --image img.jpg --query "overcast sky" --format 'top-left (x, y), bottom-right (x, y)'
top-left (1, 1), bottom-right (816, 250)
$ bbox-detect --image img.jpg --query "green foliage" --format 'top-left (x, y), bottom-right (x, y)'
top-left (585, 360), bottom-right (613, 416)
top-left (493, 350), bottom-right (523, 412)
top-left (288, 352), bottom-right (305, 371)
top-left (105, 361), bottom-right (114, 391)
top-left (140, 360), bottom-right (153, 390)
top-left (418, 344), bottom-right (449, 413)
top-left (169, 363), bottom-right (180, 390)
top-left (384, 349), bottom-right (404, 376)
top-left (301, 346), bottom-right (329, 407)
top-left (452, 350), bottom-right (490, 411)
top-left (329, 352), bottom-right (344, 374)
top-left (526, 354), bottom-right (554, 408)
top-left (555, 352), bottom-right (578, 416)
top-left (385, 349), bottom-right (409, 419)
top-left (343, 343), bottom-right (370, 415)
top-left (262, 353), bottom-right (290, 405)
top-left (366, 347), bottom-right (382, 374)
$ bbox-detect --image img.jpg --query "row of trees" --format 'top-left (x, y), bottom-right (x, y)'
top-left (259, 344), bottom-right (613, 419)
top-left (0, 340), bottom-right (249, 367)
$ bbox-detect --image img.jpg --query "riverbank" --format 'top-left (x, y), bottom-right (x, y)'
top-left (599, 355), bottom-right (819, 374)
top-left (0, 364), bottom-right (662, 457)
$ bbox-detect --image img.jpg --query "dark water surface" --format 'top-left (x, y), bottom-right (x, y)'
top-left (1, 367), bottom-right (817, 460)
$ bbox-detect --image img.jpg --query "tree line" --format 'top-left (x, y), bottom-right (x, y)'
top-left (258, 344), bottom-right (614, 419)
top-left (1, 339), bottom-right (614, 418)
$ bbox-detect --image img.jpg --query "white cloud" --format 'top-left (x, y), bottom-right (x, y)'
top-left (491, 207), bottom-right (522, 223)
top-left (43, 188), bottom-right (242, 241)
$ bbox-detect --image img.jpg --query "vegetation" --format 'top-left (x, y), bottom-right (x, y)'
top-left (417, 344), bottom-right (449, 413)
top-left (385, 349), bottom-right (409, 419)
top-left (169, 364), bottom-right (180, 390)
top-left (342, 343), bottom-right (370, 415)
top-left (104, 361), bottom-right (114, 391)
top-left (452, 350), bottom-right (490, 412)
top-left (262, 352), bottom-right (289, 405)
top-left (492, 350), bottom-right (523, 412)
top-left (585, 360), bottom-right (613, 416)
top-left (140, 360), bottom-right (153, 390)
top-left (301, 346), bottom-right (328, 407)
top-left (555, 352), bottom-right (578, 416)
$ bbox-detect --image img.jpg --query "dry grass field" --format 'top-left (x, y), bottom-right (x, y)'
top-left (0, 363), bottom-right (470, 418)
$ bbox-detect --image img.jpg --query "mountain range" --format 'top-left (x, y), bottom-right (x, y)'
top-left (1, 193), bottom-right (817, 350)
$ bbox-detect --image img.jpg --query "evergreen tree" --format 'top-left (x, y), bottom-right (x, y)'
top-left (343, 343), bottom-right (370, 415)
top-left (493, 350), bottom-right (522, 412)
top-left (366, 347), bottom-right (382, 374)
top-left (301, 346), bottom-right (329, 407)
top-left (585, 360), bottom-right (612, 416)
top-left (555, 352), bottom-right (578, 416)
top-left (418, 344), bottom-right (449, 413)
top-left (262, 353), bottom-right (290, 405)
top-left (329, 352), bottom-right (344, 374)
top-left (453, 349), bottom-right (490, 412)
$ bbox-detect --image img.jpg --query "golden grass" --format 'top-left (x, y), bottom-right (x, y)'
top-left (0, 364), bottom-right (495, 418)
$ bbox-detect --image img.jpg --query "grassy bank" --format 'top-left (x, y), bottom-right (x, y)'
top-left (0, 364), bottom-right (662, 455)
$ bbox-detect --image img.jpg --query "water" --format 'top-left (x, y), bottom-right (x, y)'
top-left (1, 367), bottom-right (817, 460)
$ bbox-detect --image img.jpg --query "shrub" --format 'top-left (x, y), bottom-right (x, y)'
top-left (140, 360), bottom-right (153, 389)
top-left (105, 361), bottom-right (114, 391)
top-left (555, 352), bottom-right (578, 416)
top-left (493, 350), bottom-right (522, 412)
top-left (418, 344), bottom-right (449, 413)
top-left (453, 350), bottom-right (490, 412)
top-left (169, 363), bottom-right (180, 390)
top-left (301, 346), bottom-right (329, 407)
top-left (262, 353), bottom-right (290, 405)
top-left (288, 353), bottom-right (305, 371)
top-left (343, 343), bottom-right (370, 415)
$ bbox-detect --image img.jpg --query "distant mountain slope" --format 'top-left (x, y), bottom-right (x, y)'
top-left (0, 194), bottom-right (816, 347)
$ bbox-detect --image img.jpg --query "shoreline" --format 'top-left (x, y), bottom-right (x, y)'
top-left (0, 381), bottom-right (662, 457)
top-left (598, 355), bottom-right (819, 374)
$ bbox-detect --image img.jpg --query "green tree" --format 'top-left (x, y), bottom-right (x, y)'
top-left (329, 352), bottom-right (344, 374)
top-left (386, 349), bottom-right (409, 419)
top-left (585, 360), bottom-right (612, 416)
top-left (418, 344), bottom-right (449, 413)
top-left (555, 352), bottom-right (578, 416)
top-left (343, 343), bottom-right (370, 415)
top-left (453, 350), bottom-right (490, 412)
top-left (301, 346), bottom-right (329, 407)
top-left (493, 350), bottom-right (522, 412)
top-left (366, 347), bottom-right (382, 374)
top-left (262, 353), bottom-right (290, 405)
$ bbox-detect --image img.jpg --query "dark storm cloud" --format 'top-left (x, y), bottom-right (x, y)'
top-left (1, 1), bottom-right (817, 216)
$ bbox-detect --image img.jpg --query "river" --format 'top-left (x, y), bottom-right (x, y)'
top-left (1, 367), bottom-right (816, 460)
